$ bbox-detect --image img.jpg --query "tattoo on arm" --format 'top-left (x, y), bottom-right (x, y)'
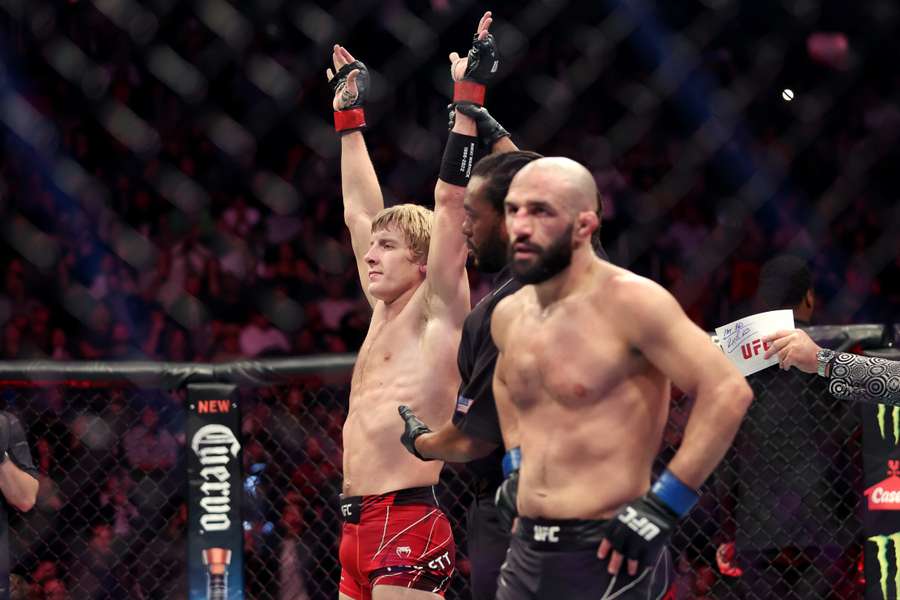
top-left (828, 353), bottom-right (900, 405)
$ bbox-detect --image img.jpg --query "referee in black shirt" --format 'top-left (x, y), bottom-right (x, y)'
top-left (0, 411), bottom-right (39, 600)
top-left (398, 149), bottom-right (609, 598)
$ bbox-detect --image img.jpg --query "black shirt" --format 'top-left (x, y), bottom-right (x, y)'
top-left (454, 267), bottom-right (521, 444)
top-left (0, 412), bottom-right (39, 600)
top-left (452, 267), bottom-right (522, 489)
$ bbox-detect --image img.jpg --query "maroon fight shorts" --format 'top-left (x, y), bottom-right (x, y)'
top-left (339, 486), bottom-right (455, 598)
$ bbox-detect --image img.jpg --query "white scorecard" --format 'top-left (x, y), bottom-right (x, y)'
top-left (713, 310), bottom-right (795, 377)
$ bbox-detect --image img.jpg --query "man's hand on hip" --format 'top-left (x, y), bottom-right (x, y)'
top-left (598, 493), bottom-right (678, 576)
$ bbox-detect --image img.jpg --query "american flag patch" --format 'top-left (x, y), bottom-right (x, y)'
top-left (456, 395), bottom-right (473, 414)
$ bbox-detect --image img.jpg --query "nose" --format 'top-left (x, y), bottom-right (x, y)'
top-left (508, 207), bottom-right (533, 239)
top-left (364, 246), bottom-right (377, 265)
top-left (462, 216), bottom-right (473, 239)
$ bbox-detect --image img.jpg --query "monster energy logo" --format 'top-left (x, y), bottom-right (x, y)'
top-left (877, 405), bottom-right (900, 445)
top-left (870, 533), bottom-right (900, 599)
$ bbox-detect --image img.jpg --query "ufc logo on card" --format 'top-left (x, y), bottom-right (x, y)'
top-left (617, 507), bottom-right (660, 541)
top-left (533, 525), bottom-right (560, 543)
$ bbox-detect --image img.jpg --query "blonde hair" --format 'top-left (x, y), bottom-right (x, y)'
top-left (371, 204), bottom-right (433, 264)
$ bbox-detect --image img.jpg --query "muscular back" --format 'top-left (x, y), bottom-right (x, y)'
top-left (493, 262), bottom-right (671, 520)
top-left (343, 284), bottom-right (463, 496)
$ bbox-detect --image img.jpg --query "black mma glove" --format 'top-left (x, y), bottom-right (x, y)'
top-left (453, 33), bottom-right (500, 106)
top-left (454, 103), bottom-right (510, 148)
top-left (398, 405), bottom-right (434, 462)
top-left (329, 60), bottom-right (370, 133)
top-left (602, 492), bottom-right (679, 567)
top-left (602, 469), bottom-right (698, 571)
top-left (494, 469), bottom-right (518, 533)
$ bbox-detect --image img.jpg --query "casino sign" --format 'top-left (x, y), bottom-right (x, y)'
top-left (866, 461), bottom-right (900, 511)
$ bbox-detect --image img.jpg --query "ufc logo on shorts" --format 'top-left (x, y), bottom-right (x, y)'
top-left (533, 525), bottom-right (560, 543)
top-left (428, 552), bottom-right (451, 570)
top-left (341, 504), bottom-right (352, 517)
top-left (617, 507), bottom-right (660, 541)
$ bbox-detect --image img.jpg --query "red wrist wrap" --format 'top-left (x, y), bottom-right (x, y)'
top-left (453, 81), bottom-right (486, 106)
top-left (334, 108), bottom-right (366, 132)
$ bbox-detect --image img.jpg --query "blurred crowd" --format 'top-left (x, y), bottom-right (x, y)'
top-left (0, 0), bottom-right (898, 598)
top-left (6, 382), bottom-right (352, 599)
top-left (1, 3), bottom-right (898, 367)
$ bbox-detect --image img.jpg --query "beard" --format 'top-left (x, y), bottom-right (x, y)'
top-left (472, 232), bottom-right (508, 273)
top-left (509, 224), bottom-right (574, 284)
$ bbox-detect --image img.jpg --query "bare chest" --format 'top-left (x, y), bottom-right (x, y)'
top-left (352, 314), bottom-right (422, 389)
top-left (504, 308), bottom-right (636, 409)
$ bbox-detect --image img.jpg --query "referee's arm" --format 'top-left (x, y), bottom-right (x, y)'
top-left (0, 459), bottom-right (38, 512)
top-left (415, 421), bottom-right (498, 462)
top-left (0, 414), bottom-right (39, 512)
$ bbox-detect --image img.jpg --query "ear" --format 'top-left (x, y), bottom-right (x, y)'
top-left (419, 263), bottom-right (427, 275)
top-left (805, 289), bottom-right (814, 310)
top-left (575, 211), bottom-right (599, 240)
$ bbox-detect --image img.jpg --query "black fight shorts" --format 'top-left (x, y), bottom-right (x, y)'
top-left (495, 517), bottom-right (673, 600)
top-left (466, 491), bottom-right (511, 600)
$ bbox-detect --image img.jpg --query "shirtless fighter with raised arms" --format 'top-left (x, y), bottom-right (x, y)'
top-left (327, 13), bottom-right (497, 599)
top-left (491, 157), bottom-right (754, 598)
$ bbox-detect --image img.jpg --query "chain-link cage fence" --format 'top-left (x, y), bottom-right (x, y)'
top-left (0, 350), bottom-right (873, 599)
top-left (664, 368), bottom-right (863, 599)
top-left (257, 367), bottom-right (866, 600)
top-left (5, 383), bottom-right (187, 599)
top-left (0, 372), bottom-right (476, 600)
top-left (0, 0), bottom-right (898, 598)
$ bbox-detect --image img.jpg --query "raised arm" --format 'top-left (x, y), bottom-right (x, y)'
top-left (327, 45), bottom-right (381, 306)
top-left (455, 104), bottom-right (519, 154)
top-left (427, 118), bottom-right (474, 319)
top-left (424, 12), bottom-right (497, 317)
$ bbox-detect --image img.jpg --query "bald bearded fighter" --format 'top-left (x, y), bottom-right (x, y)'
top-left (491, 157), bottom-right (753, 599)
top-left (329, 13), bottom-right (500, 599)
top-left (397, 149), bottom-right (620, 599)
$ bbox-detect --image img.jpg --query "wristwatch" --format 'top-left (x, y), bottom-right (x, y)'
top-left (816, 348), bottom-right (836, 378)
